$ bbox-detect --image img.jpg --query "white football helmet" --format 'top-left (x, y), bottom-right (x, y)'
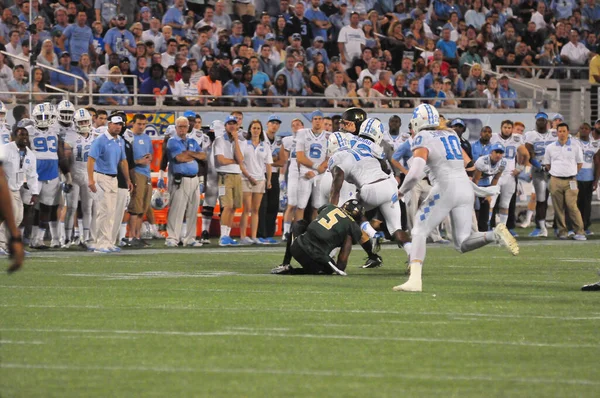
top-left (57, 100), bottom-right (75, 124)
top-left (327, 132), bottom-right (350, 156)
top-left (164, 124), bottom-right (176, 138)
top-left (151, 189), bottom-right (170, 210)
top-left (0, 101), bottom-right (6, 124)
top-left (210, 119), bottom-right (225, 137)
top-left (411, 104), bottom-right (440, 133)
top-left (74, 108), bottom-right (92, 134)
top-left (358, 118), bottom-right (385, 146)
top-left (32, 103), bottom-right (54, 129)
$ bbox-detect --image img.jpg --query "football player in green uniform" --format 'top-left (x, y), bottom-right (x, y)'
top-left (271, 200), bottom-right (375, 275)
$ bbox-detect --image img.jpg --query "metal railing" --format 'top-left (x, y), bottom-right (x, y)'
top-left (497, 65), bottom-right (591, 80)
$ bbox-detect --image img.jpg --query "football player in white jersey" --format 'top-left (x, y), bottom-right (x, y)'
top-left (472, 143), bottom-right (507, 229)
top-left (49, 100), bottom-right (77, 140)
top-left (0, 101), bottom-right (10, 145)
top-left (27, 102), bottom-right (65, 248)
top-left (62, 108), bottom-right (95, 247)
top-left (394, 104), bottom-right (518, 293)
top-left (295, 110), bottom-right (330, 220)
top-left (489, 120), bottom-right (522, 229)
top-left (329, 118), bottom-right (412, 260)
top-left (522, 112), bottom-right (558, 237)
top-left (383, 115), bottom-right (410, 151)
top-left (315, 132), bottom-right (357, 209)
top-left (574, 123), bottom-right (600, 234)
top-left (280, 118), bottom-right (304, 238)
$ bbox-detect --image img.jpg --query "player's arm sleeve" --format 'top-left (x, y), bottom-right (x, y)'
top-left (399, 156), bottom-right (426, 196)
top-left (27, 154), bottom-right (40, 195)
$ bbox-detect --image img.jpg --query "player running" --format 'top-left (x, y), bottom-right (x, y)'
top-left (394, 104), bottom-right (518, 293)
top-left (271, 200), bottom-right (368, 276)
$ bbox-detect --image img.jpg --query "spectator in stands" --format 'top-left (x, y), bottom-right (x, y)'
top-left (498, 75), bottom-right (518, 109)
top-left (483, 76), bottom-right (501, 109)
top-left (468, 78), bottom-right (488, 108)
top-left (28, 66), bottom-right (47, 102)
top-left (495, 24), bottom-right (517, 54)
top-left (95, 0), bottom-right (118, 27)
top-left (142, 18), bottom-right (164, 51)
top-left (583, 0), bottom-right (600, 26)
top-left (408, 15), bottom-right (427, 47)
top-left (78, 54), bottom-right (100, 92)
top-left (465, 62), bottom-right (484, 94)
top-left (531, 2), bottom-right (548, 32)
top-left (447, 66), bottom-right (466, 97)
top-left (0, 9), bottom-right (15, 45)
top-left (222, 67), bottom-right (248, 106)
top-left (129, 23), bottom-right (144, 45)
top-left (338, 11), bottom-right (365, 69)
top-left (357, 76), bottom-right (386, 108)
top-left (325, 56), bottom-right (344, 83)
top-left (62, 10), bottom-right (93, 63)
top-left (181, 66), bottom-right (201, 105)
top-left (212, 1), bottom-right (231, 31)
top-left (459, 41), bottom-right (483, 68)
top-left (162, 0), bottom-right (186, 39)
top-left (362, 20), bottom-right (378, 49)
top-left (258, 44), bottom-right (276, 80)
top-left (537, 40), bottom-right (562, 77)
top-left (477, 23), bottom-right (495, 52)
top-left (422, 61), bottom-right (443, 94)
top-left (561, 30), bottom-right (594, 69)
top-left (5, 30), bottom-right (22, 56)
top-left (104, 14), bottom-right (137, 61)
top-left (490, 45), bottom-right (506, 71)
top-left (99, 66), bottom-right (130, 106)
top-left (275, 56), bottom-right (308, 97)
top-left (324, 71), bottom-right (350, 108)
top-left (425, 77), bottom-right (446, 108)
top-left (465, 0), bottom-right (487, 30)
top-left (139, 63), bottom-right (172, 106)
top-left (305, 0), bottom-right (331, 42)
top-left (523, 21), bottom-right (544, 54)
top-left (357, 57), bottom-right (381, 87)
top-left (309, 60), bottom-right (329, 97)
top-left (165, 65), bottom-right (185, 104)
top-left (7, 64), bottom-right (27, 102)
top-left (161, 38), bottom-right (178, 69)
top-left (248, 56), bottom-right (270, 94)
top-left (91, 21), bottom-right (104, 59)
top-left (267, 74), bottom-right (289, 107)
top-left (306, 36), bottom-right (329, 68)
top-left (51, 52), bottom-right (87, 92)
top-left (0, 52), bottom-right (11, 102)
top-left (436, 28), bottom-right (458, 64)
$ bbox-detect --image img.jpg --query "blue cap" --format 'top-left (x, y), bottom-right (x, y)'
top-left (268, 114), bottom-right (281, 123)
top-left (535, 112), bottom-right (548, 120)
top-left (311, 110), bottom-right (324, 119)
top-left (224, 115), bottom-right (238, 124)
top-left (490, 143), bottom-right (505, 153)
top-left (449, 118), bottom-right (466, 127)
top-left (232, 67), bottom-right (243, 74)
top-left (140, 6), bottom-right (150, 13)
top-left (265, 33), bottom-right (275, 40)
top-left (552, 113), bottom-right (564, 121)
top-left (183, 111), bottom-right (196, 118)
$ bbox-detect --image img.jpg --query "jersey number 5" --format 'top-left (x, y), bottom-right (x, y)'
top-left (440, 136), bottom-right (463, 160)
top-left (318, 208), bottom-right (347, 230)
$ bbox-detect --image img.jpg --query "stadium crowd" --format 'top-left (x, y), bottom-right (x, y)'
top-left (0, 0), bottom-right (599, 109)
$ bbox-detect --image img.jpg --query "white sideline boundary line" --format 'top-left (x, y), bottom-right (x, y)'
top-left (0, 304), bottom-right (598, 321)
top-left (0, 340), bottom-right (44, 345)
top-left (2, 363), bottom-right (599, 386)
top-left (0, 327), bottom-right (596, 349)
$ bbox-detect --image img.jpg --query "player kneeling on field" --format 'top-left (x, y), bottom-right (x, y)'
top-left (271, 200), bottom-right (373, 276)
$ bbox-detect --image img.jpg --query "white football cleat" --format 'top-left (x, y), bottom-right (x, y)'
top-left (392, 279), bottom-right (422, 292)
top-left (494, 223), bottom-right (519, 256)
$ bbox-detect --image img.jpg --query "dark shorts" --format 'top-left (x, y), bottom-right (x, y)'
top-left (291, 236), bottom-right (334, 275)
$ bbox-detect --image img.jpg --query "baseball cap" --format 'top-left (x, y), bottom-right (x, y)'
top-left (292, 33), bottom-right (301, 40)
top-left (224, 115), bottom-right (238, 124)
top-left (116, 13), bottom-right (127, 21)
top-left (232, 58), bottom-right (243, 65)
top-left (406, 32), bottom-right (415, 38)
top-left (276, 35), bottom-right (286, 42)
top-left (265, 33), bottom-right (275, 40)
top-left (552, 113), bottom-right (564, 121)
top-left (449, 118), bottom-right (466, 127)
top-left (204, 54), bottom-right (215, 61)
top-left (535, 112), bottom-right (549, 120)
top-left (183, 111), bottom-right (196, 118)
top-left (595, 118), bottom-right (600, 125)
top-left (268, 114), bottom-right (282, 123)
top-left (443, 78), bottom-right (452, 83)
top-left (331, 56), bottom-right (340, 63)
top-left (490, 143), bottom-right (505, 153)
top-left (314, 36), bottom-right (325, 42)
top-left (109, 115), bottom-right (124, 124)
top-left (232, 67), bottom-right (243, 74)
top-left (119, 57), bottom-right (130, 63)
top-left (499, 74), bottom-right (509, 80)
top-left (218, 52), bottom-right (231, 59)
top-left (476, 78), bottom-right (486, 85)
top-left (140, 6), bottom-right (150, 13)
top-left (60, 51), bottom-right (71, 58)
top-left (311, 110), bottom-right (324, 119)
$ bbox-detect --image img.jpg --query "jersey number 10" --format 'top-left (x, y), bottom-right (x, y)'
top-left (440, 136), bottom-right (463, 160)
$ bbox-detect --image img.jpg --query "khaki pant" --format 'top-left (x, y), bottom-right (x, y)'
top-left (128, 172), bottom-right (152, 215)
top-left (218, 173), bottom-right (242, 209)
top-left (111, 188), bottom-right (130, 245)
top-left (167, 176), bottom-right (200, 245)
top-left (93, 172), bottom-right (118, 250)
top-left (549, 176), bottom-right (584, 236)
top-left (0, 190), bottom-right (23, 249)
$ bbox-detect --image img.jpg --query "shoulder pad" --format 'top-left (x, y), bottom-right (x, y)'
top-left (513, 135), bottom-right (521, 142)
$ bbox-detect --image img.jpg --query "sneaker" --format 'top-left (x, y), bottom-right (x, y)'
top-left (494, 223), bottom-right (519, 256)
top-left (265, 237), bottom-right (278, 244)
top-left (165, 240), bottom-right (178, 247)
top-left (392, 279), bottom-right (422, 292)
top-left (433, 238), bottom-right (451, 244)
top-left (185, 240), bottom-right (203, 247)
top-left (50, 240), bottom-right (61, 249)
top-left (371, 234), bottom-right (383, 253)
top-left (281, 233), bottom-right (288, 242)
top-left (30, 243), bottom-right (49, 250)
top-left (200, 230), bottom-right (211, 244)
top-left (0, 248), bottom-right (8, 256)
top-left (61, 240), bottom-right (71, 249)
top-left (585, 230), bottom-right (594, 236)
top-left (573, 234), bottom-right (587, 241)
top-left (519, 221), bottom-right (531, 229)
top-left (558, 235), bottom-right (568, 240)
top-left (567, 230), bottom-right (575, 237)
top-left (255, 238), bottom-right (268, 245)
top-left (219, 236), bottom-right (236, 246)
top-left (362, 254), bottom-right (383, 268)
top-left (528, 228), bottom-right (547, 238)
top-left (139, 238), bottom-right (151, 247)
top-left (271, 264), bottom-right (293, 275)
top-left (509, 229), bottom-right (519, 238)
top-left (93, 248), bottom-right (111, 254)
top-left (581, 281), bottom-right (600, 291)
top-left (119, 238), bottom-right (131, 247)
top-left (108, 246), bottom-right (121, 253)
top-left (239, 237), bottom-right (255, 245)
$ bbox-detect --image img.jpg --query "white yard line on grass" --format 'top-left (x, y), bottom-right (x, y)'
top-left (0, 340), bottom-right (44, 345)
top-left (0, 327), bottom-right (597, 349)
top-left (1, 362), bottom-right (599, 386)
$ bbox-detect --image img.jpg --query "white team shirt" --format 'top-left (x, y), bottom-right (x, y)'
top-left (1, 142), bottom-right (39, 193)
top-left (295, 128), bottom-right (329, 175)
top-left (282, 134), bottom-right (298, 177)
top-left (490, 132), bottom-right (522, 176)
top-left (48, 122), bottom-right (77, 140)
top-left (412, 129), bottom-right (468, 185)
top-left (64, 131), bottom-right (95, 175)
top-left (383, 131), bottom-right (411, 151)
top-left (213, 133), bottom-right (241, 174)
top-left (475, 154), bottom-right (507, 186)
top-left (0, 123), bottom-right (10, 145)
top-left (328, 147), bottom-right (388, 188)
top-left (524, 129), bottom-right (558, 162)
top-left (239, 139), bottom-right (273, 181)
top-left (574, 138), bottom-right (599, 181)
top-left (188, 130), bottom-right (215, 171)
top-left (26, 126), bottom-right (59, 161)
top-left (543, 139), bottom-right (584, 177)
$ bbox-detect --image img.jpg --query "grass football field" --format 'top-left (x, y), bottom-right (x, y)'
top-left (1, 237), bottom-right (599, 397)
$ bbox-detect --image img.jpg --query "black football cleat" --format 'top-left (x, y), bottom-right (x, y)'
top-left (201, 231), bottom-right (211, 244)
top-left (271, 264), bottom-right (294, 275)
top-left (362, 254), bottom-right (383, 269)
top-left (581, 281), bottom-right (600, 291)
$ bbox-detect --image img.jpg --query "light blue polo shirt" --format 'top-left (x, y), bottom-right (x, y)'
top-left (167, 135), bottom-right (201, 176)
top-left (90, 131), bottom-right (126, 175)
top-left (132, 133), bottom-right (153, 178)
